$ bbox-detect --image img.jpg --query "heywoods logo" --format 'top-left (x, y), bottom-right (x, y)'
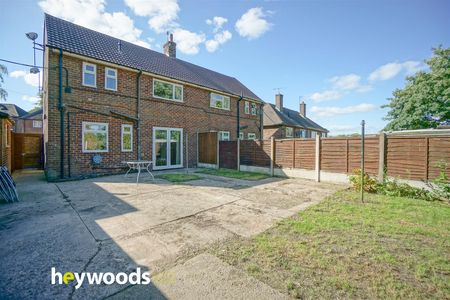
top-left (51, 267), bottom-right (151, 289)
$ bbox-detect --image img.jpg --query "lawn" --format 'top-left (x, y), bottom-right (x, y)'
top-left (157, 173), bottom-right (202, 183)
top-left (196, 168), bottom-right (269, 180)
top-left (213, 190), bottom-right (450, 299)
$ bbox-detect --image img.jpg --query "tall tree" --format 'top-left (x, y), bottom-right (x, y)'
top-left (0, 64), bottom-right (7, 101)
top-left (383, 46), bottom-right (450, 131)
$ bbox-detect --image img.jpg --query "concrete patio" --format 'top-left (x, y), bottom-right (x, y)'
top-left (0, 170), bottom-right (341, 299)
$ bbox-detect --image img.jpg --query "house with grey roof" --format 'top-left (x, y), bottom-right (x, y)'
top-left (263, 94), bottom-right (328, 139)
top-left (43, 14), bottom-right (262, 180)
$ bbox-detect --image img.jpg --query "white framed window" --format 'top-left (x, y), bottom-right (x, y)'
top-left (286, 127), bottom-right (293, 138)
top-left (82, 62), bottom-right (96, 87)
top-left (105, 67), bottom-right (117, 91)
top-left (153, 79), bottom-right (183, 102)
top-left (251, 103), bottom-right (257, 115)
top-left (32, 120), bottom-right (43, 128)
top-left (311, 131), bottom-right (317, 138)
top-left (210, 93), bottom-right (230, 110)
top-left (244, 101), bottom-right (250, 114)
top-left (121, 124), bottom-right (133, 152)
top-left (219, 131), bottom-right (230, 141)
top-left (239, 132), bottom-right (244, 140)
top-left (248, 133), bottom-right (256, 140)
top-left (82, 122), bottom-right (108, 153)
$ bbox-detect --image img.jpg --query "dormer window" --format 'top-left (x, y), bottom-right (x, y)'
top-left (82, 62), bottom-right (96, 87)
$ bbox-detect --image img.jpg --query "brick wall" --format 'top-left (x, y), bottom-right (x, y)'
top-left (44, 50), bottom-right (261, 180)
top-left (0, 118), bottom-right (13, 171)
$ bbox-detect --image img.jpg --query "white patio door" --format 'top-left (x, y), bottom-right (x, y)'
top-left (152, 127), bottom-right (183, 170)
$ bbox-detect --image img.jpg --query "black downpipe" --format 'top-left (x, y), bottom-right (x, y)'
top-left (259, 104), bottom-right (264, 140)
top-left (67, 112), bottom-right (71, 178)
top-left (58, 49), bottom-right (64, 179)
top-left (236, 92), bottom-right (243, 139)
top-left (136, 71), bottom-right (142, 160)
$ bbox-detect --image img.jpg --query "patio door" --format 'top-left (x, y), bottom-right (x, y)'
top-left (152, 127), bottom-right (183, 170)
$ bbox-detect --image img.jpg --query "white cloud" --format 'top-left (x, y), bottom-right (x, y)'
top-left (124, 0), bottom-right (179, 33)
top-left (173, 28), bottom-right (206, 55)
top-left (311, 103), bottom-right (377, 117)
top-left (330, 73), bottom-right (372, 92)
top-left (39, 0), bottom-right (150, 48)
top-left (22, 95), bottom-right (41, 103)
top-left (10, 70), bottom-right (41, 87)
top-left (235, 7), bottom-right (272, 40)
top-left (309, 90), bottom-right (342, 102)
top-left (368, 60), bottom-right (424, 81)
top-left (206, 16), bottom-right (228, 33)
top-left (205, 30), bottom-right (232, 53)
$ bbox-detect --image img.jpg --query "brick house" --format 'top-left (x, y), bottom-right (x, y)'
top-left (42, 14), bottom-right (263, 180)
top-left (0, 104), bottom-right (27, 132)
top-left (263, 94), bottom-right (328, 139)
top-left (0, 111), bottom-right (13, 171)
top-left (13, 108), bottom-right (44, 134)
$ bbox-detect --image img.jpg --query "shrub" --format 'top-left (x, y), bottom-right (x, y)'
top-left (429, 160), bottom-right (450, 202)
top-left (349, 169), bottom-right (378, 193)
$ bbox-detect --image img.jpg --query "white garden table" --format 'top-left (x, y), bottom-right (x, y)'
top-left (123, 160), bottom-right (154, 183)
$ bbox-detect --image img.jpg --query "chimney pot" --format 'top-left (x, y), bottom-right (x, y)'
top-left (275, 94), bottom-right (283, 111)
top-left (300, 100), bottom-right (306, 117)
top-left (164, 32), bottom-right (177, 58)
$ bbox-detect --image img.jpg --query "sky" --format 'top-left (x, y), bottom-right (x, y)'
top-left (0, 0), bottom-right (449, 135)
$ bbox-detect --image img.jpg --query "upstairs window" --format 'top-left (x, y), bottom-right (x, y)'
top-left (82, 122), bottom-right (108, 153)
top-left (153, 79), bottom-right (183, 101)
top-left (210, 93), bottom-right (230, 110)
top-left (105, 68), bottom-right (117, 91)
top-left (32, 120), bottom-right (43, 128)
top-left (239, 132), bottom-right (244, 140)
top-left (219, 131), bottom-right (230, 141)
top-left (82, 62), bottom-right (96, 87)
top-left (248, 133), bottom-right (256, 140)
top-left (244, 101), bottom-right (250, 114)
top-left (286, 127), bottom-right (293, 138)
top-left (121, 124), bottom-right (133, 152)
top-left (251, 103), bottom-right (257, 115)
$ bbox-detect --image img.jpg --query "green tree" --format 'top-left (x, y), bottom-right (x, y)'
top-left (383, 46), bottom-right (450, 131)
top-left (0, 64), bottom-right (7, 101)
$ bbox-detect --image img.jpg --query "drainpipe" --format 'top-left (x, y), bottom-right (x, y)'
top-left (259, 103), bottom-right (264, 140)
top-left (136, 70), bottom-right (142, 160)
top-left (58, 48), bottom-right (64, 179)
top-left (236, 92), bottom-right (243, 139)
top-left (67, 111), bottom-right (71, 178)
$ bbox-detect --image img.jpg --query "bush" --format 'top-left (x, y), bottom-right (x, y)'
top-left (349, 168), bottom-right (441, 202)
top-left (349, 169), bottom-right (378, 193)
top-left (429, 160), bottom-right (450, 202)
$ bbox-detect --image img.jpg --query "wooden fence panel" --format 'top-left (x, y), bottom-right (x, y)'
top-left (274, 139), bottom-right (294, 168)
top-left (348, 137), bottom-right (379, 175)
top-left (12, 133), bottom-right (43, 170)
top-left (239, 140), bottom-right (271, 167)
top-left (219, 141), bottom-right (237, 169)
top-left (428, 137), bottom-right (450, 179)
top-left (387, 137), bottom-right (427, 181)
top-left (198, 132), bottom-right (217, 164)
top-left (321, 139), bottom-right (347, 173)
top-left (294, 139), bottom-right (315, 170)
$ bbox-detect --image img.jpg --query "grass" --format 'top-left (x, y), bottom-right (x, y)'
top-left (196, 168), bottom-right (269, 180)
top-left (213, 190), bottom-right (450, 299)
top-left (157, 173), bottom-right (202, 183)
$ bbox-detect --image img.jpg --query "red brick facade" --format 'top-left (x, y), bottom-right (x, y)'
top-left (43, 50), bottom-right (261, 180)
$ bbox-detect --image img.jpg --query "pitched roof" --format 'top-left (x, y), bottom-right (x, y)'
top-left (0, 104), bottom-right (28, 118)
top-left (44, 14), bottom-right (261, 102)
top-left (22, 108), bottom-right (43, 119)
top-left (263, 103), bottom-right (328, 132)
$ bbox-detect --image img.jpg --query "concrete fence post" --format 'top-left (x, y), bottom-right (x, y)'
top-left (216, 132), bottom-right (220, 170)
top-left (378, 132), bottom-right (386, 182)
top-left (315, 134), bottom-right (321, 182)
top-left (270, 137), bottom-right (275, 177)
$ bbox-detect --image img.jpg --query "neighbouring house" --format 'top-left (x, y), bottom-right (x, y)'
top-left (0, 111), bottom-right (13, 171)
top-left (0, 104), bottom-right (28, 132)
top-left (14, 108), bottom-right (44, 134)
top-left (43, 14), bottom-right (263, 180)
top-left (263, 94), bottom-right (328, 139)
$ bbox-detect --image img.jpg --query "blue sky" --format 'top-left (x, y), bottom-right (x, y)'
top-left (1, 0), bottom-right (449, 135)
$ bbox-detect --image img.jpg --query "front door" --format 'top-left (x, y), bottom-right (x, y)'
top-left (152, 127), bottom-right (183, 170)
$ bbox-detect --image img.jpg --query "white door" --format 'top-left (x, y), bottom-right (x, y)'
top-left (152, 127), bottom-right (183, 170)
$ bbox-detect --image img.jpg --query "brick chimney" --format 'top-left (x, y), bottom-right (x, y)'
top-left (163, 33), bottom-right (176, 58)
top-left (275, 94), bottom-right (283, 111)
top-left (300, 100), bottom-right (306, 117)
